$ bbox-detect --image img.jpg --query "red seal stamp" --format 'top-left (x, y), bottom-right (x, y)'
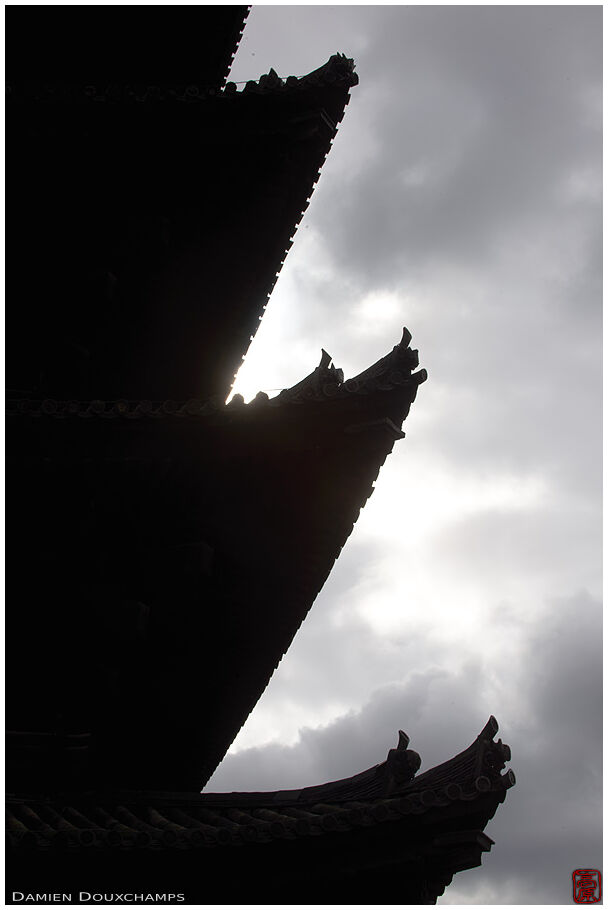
top-left (573, 869), bottom-right (602, 903)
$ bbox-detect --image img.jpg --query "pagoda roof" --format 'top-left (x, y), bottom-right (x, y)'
top-left (6, 328), bottom-right (425, 426)
top-left (7, 53), bottom-right (359, 401)
top-left (7, 331), bottom-right (426, 792)
top-left (7, 718), bottom-right (514, 903)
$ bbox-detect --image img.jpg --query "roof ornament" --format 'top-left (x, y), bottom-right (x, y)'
top-left (276, 350), bottom-right (344, 404)
top-left (258, 68), bottom-right (283, 91)
top-left (298, 53), bottom-right (359, 89)
top-left (347, 326), bottom-right (422, 391)
top-left (318, 348), bottom-right (332, 370)
top-left (396, 729), bottom-right (411, 750)
top-left (271, 327), bottom-right (426, 406)
top-left (479, 715), bottom-right (500, 741)
top-left (380, 729), bottom-right (422, 796)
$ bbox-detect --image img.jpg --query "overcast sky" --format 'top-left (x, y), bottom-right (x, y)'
top-left (206, 7), bottom-right (602, 905)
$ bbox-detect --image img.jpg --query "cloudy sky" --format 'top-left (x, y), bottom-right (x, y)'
top-left (206, 6), bottom-right (602, 905)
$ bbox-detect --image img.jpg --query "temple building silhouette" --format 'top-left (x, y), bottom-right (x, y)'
top-left (6, 7), bottom-right (514, 904)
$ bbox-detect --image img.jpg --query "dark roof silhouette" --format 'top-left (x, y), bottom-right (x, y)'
top-left (7, 51), bottom-right (358, 401)
top-left (7, 719), bottom-right (514, 904)
top-left (7, 329), bottom-right (427, 792)
top-left (6, 6), bottom-right (249, 88)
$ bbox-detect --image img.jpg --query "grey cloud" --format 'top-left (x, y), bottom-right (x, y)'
top-left (427, 507), bottom-right (601, 600)
top-left (414, 372), bottom-right (601, 503)
top-left (312, 7), bottom-right (601, 287)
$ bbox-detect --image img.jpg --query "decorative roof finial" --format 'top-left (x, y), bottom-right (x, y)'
top-left (400, 326), bottom-right (413, 348)
top-left (380, 729), bottom-right (421, 795)
top-left (397, 729), bottom-right (410, 751)
top-left (319, 349), bottom-right (332, 369)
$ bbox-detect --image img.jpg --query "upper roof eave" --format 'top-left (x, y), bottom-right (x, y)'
top-left (6, 52), bottom-right (357, 108)
top-left (6, 328), bottom-right (427, 424)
